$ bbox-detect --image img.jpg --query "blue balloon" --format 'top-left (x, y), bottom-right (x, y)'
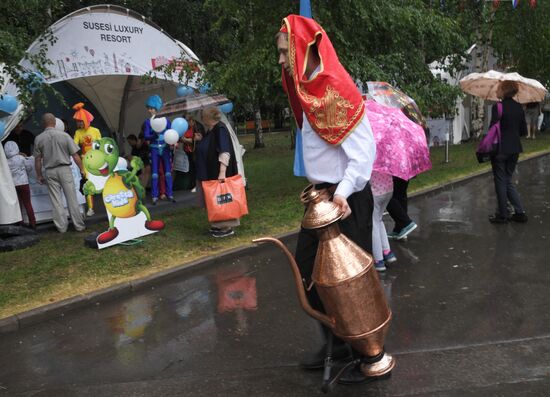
top-left (0, 120), bottom-right (6, 140)
top-left (0, 95), bottom-right (19, 114)
top-left (176, 85), bottom-right (194, 97)
top-left (219, 102), bottom-right (234, 113)
top-left (199, 83), bottom-right (211, 94)
top-left (171, 117), bottom-right (188, 136)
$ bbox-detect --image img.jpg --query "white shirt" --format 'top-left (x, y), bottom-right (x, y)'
top-left (302, 112), bottom-right (376, 199)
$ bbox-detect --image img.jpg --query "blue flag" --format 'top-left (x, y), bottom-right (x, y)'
top-left (293, 0), bottom-right (312, 177)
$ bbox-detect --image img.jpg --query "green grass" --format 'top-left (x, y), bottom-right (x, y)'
top-left (1, 131), bottom-right (549, 317)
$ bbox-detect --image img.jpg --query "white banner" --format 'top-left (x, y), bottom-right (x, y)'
top-left (23, 10), bottom-right (197, 83)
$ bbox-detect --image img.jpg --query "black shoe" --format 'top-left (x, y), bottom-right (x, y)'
top-left (211, 228), bottom-right (235, 238)
top-left (509, 212), bottom-right (528, 223)
top-left (337, 363), bottom-right (392, 385)
top-left (489, 214), bottom-right (508, 224)
top-left (299, 344), bottom-right (352, 370)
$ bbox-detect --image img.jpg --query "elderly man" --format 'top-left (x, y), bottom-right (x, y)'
top-left (34, 113), bottom-right (86, 233)
top-left (276, 15), bottom-right (392, 385)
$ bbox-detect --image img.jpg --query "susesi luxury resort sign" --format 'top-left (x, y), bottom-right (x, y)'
top-left (22, 9), bottom-right (195, 82)
top-left (82, 21), bottom-right (144, 43)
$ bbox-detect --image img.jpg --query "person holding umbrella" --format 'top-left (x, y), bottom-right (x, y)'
top-left (488, 81), bottom-right (528, 224)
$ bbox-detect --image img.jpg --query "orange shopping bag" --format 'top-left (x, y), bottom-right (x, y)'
top-left (202, 174), bottom-right (249, 222)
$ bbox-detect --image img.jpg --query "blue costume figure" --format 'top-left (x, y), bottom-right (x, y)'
top-left (143, 95), bottom-right (174, 204)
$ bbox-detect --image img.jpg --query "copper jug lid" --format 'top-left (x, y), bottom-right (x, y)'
top-left (300, 185), bottom-right (343, 229)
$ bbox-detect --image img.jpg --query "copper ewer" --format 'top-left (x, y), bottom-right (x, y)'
top-left (253, 185), bottom-right (395, 377)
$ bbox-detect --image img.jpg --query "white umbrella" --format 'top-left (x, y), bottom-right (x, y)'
top-left (459, 70), bottom-right (547, 104)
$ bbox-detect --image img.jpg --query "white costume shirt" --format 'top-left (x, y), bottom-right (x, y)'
top-left (302, 112), bottom-right (376, 199)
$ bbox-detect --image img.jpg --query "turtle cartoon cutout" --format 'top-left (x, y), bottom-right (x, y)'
top-left (83, 138), bottom-right (164, 245)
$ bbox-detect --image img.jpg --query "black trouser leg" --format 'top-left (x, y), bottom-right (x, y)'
top-left (504, 154), bottom-right (524, 214)
top-left (491, 155), bottom-right (510, 218)
top-left (294, 184), bottom-right (374, 354)
top-left (387, 177), bottom-right (411, 232)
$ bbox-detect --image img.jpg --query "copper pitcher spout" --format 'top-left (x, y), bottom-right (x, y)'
top-left (253, 237), bottom-right (335, 328)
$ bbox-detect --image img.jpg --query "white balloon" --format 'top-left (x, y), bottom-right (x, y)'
top-left (151, 116), bottom-right (168, 133)
top-left (164, 129), bottom-right (179, 145)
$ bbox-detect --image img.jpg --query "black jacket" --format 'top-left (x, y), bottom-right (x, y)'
top-left (490, 98), bottom-right (527, 155)
top-left (203, 122), bottom-right (238, 181)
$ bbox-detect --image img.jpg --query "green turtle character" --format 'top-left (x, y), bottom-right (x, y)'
top-left (83, 137), bottom-right (164, 244)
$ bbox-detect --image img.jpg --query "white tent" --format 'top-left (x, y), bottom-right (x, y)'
top-left (2, 5), bottom-right (249, 225)
top-left (21, 4), bottom-right (200, 139)
top-left (0, 66), bottom-right (24, 225)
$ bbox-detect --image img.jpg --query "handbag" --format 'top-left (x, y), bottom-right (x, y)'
top-left (202, 174), bottom-right (249, 222)
top-left (476, 102), bottom-right (502, 163)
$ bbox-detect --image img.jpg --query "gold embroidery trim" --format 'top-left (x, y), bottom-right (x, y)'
top-left (298, 84), bottom-right (355, 132)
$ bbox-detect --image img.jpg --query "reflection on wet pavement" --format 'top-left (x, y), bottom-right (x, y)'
top-left (2, 156), bottom-right (550, 396)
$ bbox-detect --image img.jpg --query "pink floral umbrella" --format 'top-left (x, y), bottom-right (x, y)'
top-left (365, 99), bottom-right (431, 180)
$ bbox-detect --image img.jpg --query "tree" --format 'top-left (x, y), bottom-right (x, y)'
top-left (0, 0), bottom-right (67, 114)
top-left (491, 1), bottom-right (550, 87)
top-left (203, 0), bottom-right (295, 148)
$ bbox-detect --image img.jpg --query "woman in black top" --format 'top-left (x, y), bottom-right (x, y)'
top-left (488, 81), bottom-right (528, 224)
top-left (195, 107), bottom-right (239, 237)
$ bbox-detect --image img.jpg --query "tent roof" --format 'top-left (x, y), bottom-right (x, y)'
top-left (20, 4), bottom-right (202, 134)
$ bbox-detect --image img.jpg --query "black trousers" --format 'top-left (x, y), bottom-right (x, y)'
top-left (491, 154), bottom-right (524, 217)
top-left (386, 176), bottom-right (411, 233)
top-left (294, 183), bottom-right (373, 354)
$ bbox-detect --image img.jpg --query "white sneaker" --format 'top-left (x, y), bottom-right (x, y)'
top-left (191, 187), bottom-right (197, 193)
top-left (86, 208), bottom-right (95, 217)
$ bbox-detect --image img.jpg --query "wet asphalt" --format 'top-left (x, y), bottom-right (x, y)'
top-left (2, 155), bottom-right (550, 396)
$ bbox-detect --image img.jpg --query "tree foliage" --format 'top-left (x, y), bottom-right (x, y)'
top-left (1, 0), bottom-right (549, 128)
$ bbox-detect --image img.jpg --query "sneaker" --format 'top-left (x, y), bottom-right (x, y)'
top-left (509, 212), bottom-right (528, 223)
top-left (396, 222), bottom-right (417, 240)
top-left (152, 197), bottom-right (158, 205)
top-left (383, 251), bottom-right (397, 264)
top-left (169, 196), bottom-right (176, 203)
top-left (211, 228), bottom-right (235, 238)
top-left (374, 260), bottom-right (386, 272)
top-left (191, 187), bottom-right (197, 193)
top-left (86, 208), bottom-right (95, 217)
top-left (387, 231), bottom-right (398, 240)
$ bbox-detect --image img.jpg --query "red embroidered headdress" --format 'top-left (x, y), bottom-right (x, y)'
top-left (280, 15), bottom-right (364, 145)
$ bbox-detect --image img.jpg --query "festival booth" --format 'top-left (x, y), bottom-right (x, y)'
top-left (1, 5), bottom-right (200, 227)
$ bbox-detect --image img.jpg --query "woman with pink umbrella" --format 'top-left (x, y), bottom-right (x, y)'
top-left (365, 99), bottom-right (431, 262)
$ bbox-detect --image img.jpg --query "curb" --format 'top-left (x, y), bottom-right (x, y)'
top-left (2, 151), bottom-right (549, 334)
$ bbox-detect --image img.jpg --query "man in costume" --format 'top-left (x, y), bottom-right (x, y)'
top-left (142, 95), bottom-right (174, 204)
top-left (276, 15), bottom-right (389, 384)
top-left (73, 102), bottom-right (101, 216)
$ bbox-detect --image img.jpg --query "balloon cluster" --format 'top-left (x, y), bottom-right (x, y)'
top-left (151, 116), bottom-right (189, 145)
top-left (0, 94), bottom-right (20, 140)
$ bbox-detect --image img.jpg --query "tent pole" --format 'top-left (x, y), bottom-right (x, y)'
top-left (117, 75), bottom-right (134, 153)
